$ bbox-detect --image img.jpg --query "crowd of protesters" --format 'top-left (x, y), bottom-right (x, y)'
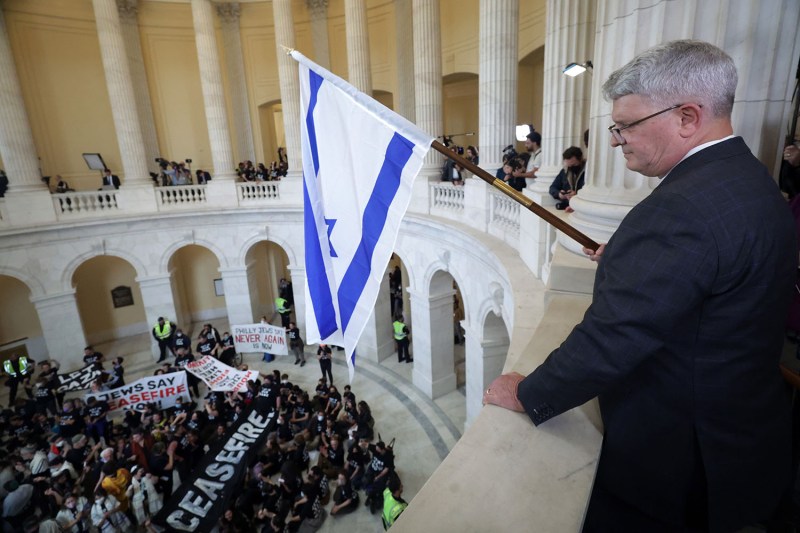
top-left (1, 319), bottom-right (408, 532)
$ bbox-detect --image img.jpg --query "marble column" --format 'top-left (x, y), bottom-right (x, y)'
top-left (217, 3), bottom-right (256, 164)
top-left (31, 291), bottom-right (87, 371)
top-left (219, 265), bottom-right (257, 326)
top-left (92, 0), bottom-right (150, 186)
top-left (136, 274), bottom-right (179, 360)
top-left (463, 316), bottom-right (508, 428)
top-left (566, 0), bottom-right (800, 260)
top-left (344, 0), bottom-right (372, 94)
top-left (288, 265), bottom-right (307, 339)
top-left (409, 287), bottom-right (457, 399)
top-left (116, 0), bottom-right (161, 173)
top-left (0, 7), bottom-right (56, 224)
top-left (519, 0), bottom-right (595, 279)
top-left (190, 0), bottom-right (236, 180)
top-left (478, 0), bottom-right (518, 174)
top-left (394, 0), bottom-right (415, 121)
top-left (306, 0), bottom-right (331, 70)
top-left (409, 0), bottom-right (444, 213)
top-left (356, 271), bottom-right (394, 363)
top-left (272, 0), bottom-right (302, 181)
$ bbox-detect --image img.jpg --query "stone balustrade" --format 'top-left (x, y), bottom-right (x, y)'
top-left (237, 181), bottom-right (280, 203)
top-left (430, 182), bottom-right (465, 214)
top-left (53, 190), bottom-right (120, 218)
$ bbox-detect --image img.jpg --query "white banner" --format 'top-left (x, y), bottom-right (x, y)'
top-left (232, 323), bottom-right (288, 355)
top-left (185, 355), bottom-right (260, 392)
top-left (85, 371), bottom-right (188, 412)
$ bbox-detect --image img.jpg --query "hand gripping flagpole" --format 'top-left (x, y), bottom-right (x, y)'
top-left (431, 141), bottom-right (600, 252)
top-left (283, 44), bottom-right (600, 252)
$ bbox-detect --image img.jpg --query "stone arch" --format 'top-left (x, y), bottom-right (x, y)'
top-left (62, 248), bottom-right (148, 293)
top-left (159, 237), bottom-right (228, 274)
top-left (422, 257), bottom-right (470, 321)
top-left (238, 233), bottom-right (297, 267)
top-left (242, 238), bottom-right (294, 322)
top-left (0, 266), bottom-right (46, 299)
top-left (443, 72), bottom-right (478, 149)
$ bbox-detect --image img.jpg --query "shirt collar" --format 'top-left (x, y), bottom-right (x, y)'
top-left (660, 135), bottom-right (736, 180)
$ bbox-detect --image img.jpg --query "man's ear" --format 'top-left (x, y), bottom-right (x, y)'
top-left (677, 104), bottom-right (702, 138)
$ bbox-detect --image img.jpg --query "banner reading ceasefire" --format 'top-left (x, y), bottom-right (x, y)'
top-left (85, 371), bottom-right (188, 412)
top-left (153, 395), bottom-right (277, 532)
top-left (231, 323), bottom-right (288, 355)
top-left (185, 356), bottom-right (259, 392)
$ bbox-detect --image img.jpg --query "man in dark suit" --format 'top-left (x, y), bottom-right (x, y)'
top-left (484, 40), bottom-right (796, 532)
top-left (101, 168), bottom-right (120, 189)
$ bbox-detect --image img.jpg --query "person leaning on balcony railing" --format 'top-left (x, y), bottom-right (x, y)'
top-left (54, 175), bottom-right (73, 193)
top-left (195, 169), bottom-right (211, 185)
top-left (484, 40), bottom-right (796, 533)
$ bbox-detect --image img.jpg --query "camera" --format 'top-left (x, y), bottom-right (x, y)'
top-left (185, 159), bottom-right (192, 164)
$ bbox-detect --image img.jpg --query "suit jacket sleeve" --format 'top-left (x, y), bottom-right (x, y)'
top-left (517, 191), bottom-right (718, 425)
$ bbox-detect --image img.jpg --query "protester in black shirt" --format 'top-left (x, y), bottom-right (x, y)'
top-left (84, 397), bottom-right (110, 444)
top-left (174, 348), bottom-right (200, 397)
top-left (286, 323), bottom-right (305, 366)
top-left (316, 344), bottom-right (333, 384)
top-left (172, 328), bottom-right (191, 353)
top-left (219, 331), bottom-right (236, 366)
top-left (330, 471), bottom-right (360, 516)
top-left (196, 333), bottom-right (218, 359)
top-left (82, 346), bottom-right (104, 366)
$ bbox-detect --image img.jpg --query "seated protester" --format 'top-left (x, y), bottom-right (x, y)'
top-left (548, 146), bottom-right (586, 211)
top-left (262, 438), bottom-right (284, 478)
top-left (330, 471), bottom-right (359, 516)
top-left (312, 379), bottom-right (329, 411)
top-left (345, 438), bottom-right (370, 490)
top-left (206, 423), bottom-right (228, 448)
top-left (308, 466), bottom-right (330, 506)
top-left (84, 396), bottom-right (111, 444)
top-left (105, 357), bottom-right (125, 388)
top-left (202, 323), bottom-right (222, 345)
top-left (219, 331), bottom-right (237, 366)
top-left (278, 461), bottom-right (302, 502)
top-left (342, 385), bottom-right (356, 409)
top-left (289, 392), bottom-right (312, 432)
top-left (364, 441), bottom-right (395, 512)
top-left (227, 403), bottom-right (245, 425)
top-left (184, 409), bottom-right (206, 434)
top-left (303, 410), bottom-right (327, 451)
top-left (276, 414), bottom-right (295, 448)
top-left (171, 328), bottom-right (191, 353)
top-left (58, 400), bottom-right (85, 442)
top-left (325, 385), bottom-right (343, 419)
top-left (128, 465), bottom-right (163, 526)
top-left (218, 506), bottom-right (250, 532)
top-left (150, 412), bottom-right (169, 438)
top-left (355, 400), bottom-right (375, 442)
top-left (196, 332), bottom-right (218, 360)
top-left (174, 348), bottom-right (200, 398)
top-left (382, 473), bottom-right (408, 529)
top-left (317, 435), bottom-right (345, 480)
top-left (55, 493), bottom-right (91, 533)
top-left (287, 481), bottom-right (326, 533)
top-left (91, 487), bottom-right (132, 533)
top-left (203, 397), bottom-right (223, 432)
top-left (170, 396), bottom-right (193, 427)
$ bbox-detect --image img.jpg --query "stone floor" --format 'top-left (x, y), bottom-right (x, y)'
top-left (82, 321), bottom-right (467, 532)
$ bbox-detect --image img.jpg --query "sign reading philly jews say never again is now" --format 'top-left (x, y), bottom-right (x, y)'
top-left (85, 371), bottom-right (188, 412)
top-left (185, 356), bottom-right (260, 393)
top-left (232, 323), bottom-right (288, 355)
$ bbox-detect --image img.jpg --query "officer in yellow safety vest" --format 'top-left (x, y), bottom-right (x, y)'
top-left (392, 316), bottom-right (412, 363)
top-left (3, 352), bottom-right (31, 404)
top-left (275, 296), bottom-right (292, 328)
top-left (152, 317), bottom-right (175, 363)
top-left (382, 475), bottom-right (408, 530)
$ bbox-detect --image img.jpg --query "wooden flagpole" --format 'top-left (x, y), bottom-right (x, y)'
top-left (430, 140), bottom-right (600, 252)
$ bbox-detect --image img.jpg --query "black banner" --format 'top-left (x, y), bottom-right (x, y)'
top-left (152, 396), bottom-right (276, 532)
top-left (56, 364), bottom-right (103, 393)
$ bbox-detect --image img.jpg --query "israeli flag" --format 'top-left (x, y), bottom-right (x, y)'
top-left (293, 51), bottom-right (433, 382)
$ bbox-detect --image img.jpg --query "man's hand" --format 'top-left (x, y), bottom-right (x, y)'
top-left (482, 372), bottom-right (525, 412)
top-left (784, 144), bottom-right (800, 167)
top-left (582, 243), bottom-right (606, 262)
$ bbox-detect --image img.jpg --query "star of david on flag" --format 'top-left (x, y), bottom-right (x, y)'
top-left (292, 50), bottom-right (434, 382)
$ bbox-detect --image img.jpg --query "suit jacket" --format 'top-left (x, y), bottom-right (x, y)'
top-left (103, 174), bottom-right (120, 189)
top-left (517, 137), bottom-right (796, 532)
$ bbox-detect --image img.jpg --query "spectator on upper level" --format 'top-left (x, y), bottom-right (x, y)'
top-left (100, 169), bottom-right (120, 190)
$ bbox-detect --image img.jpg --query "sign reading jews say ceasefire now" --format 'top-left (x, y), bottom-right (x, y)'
top-left (232, 323), bottom-right (288, 355)
top-left (85, 372), bottom-right (188, 412)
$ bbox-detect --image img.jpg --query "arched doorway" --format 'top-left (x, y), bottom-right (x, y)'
top-left (72, 256), bottom-right (147, 345)
top-left (244, 240), bottom-right (292, 323)
top-left (167, 245), bottom-right (226, 333)
top-left (258, 100), bottom-right (283, 169)
top-left (465, 310), bottom-right (510, 425)
top-left (0, 275), bottom-right (46, 360)
top-left (443, 72), bottom-right (478, 150)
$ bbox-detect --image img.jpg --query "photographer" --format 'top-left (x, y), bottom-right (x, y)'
top-left (440, 144), bottom-right (464, 185)
top-left (512, 131), bottom-right (542, 185)
top-left (549, 146), bottom-right (585, 211)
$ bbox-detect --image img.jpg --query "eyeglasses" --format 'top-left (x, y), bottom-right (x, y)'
top-left (607, 103), bottom-right (685, 144)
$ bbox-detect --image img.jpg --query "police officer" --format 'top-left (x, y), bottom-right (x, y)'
top-left (381, 474), bottom-right (408, 529)
top-left (392, 316), bottom-right (412, 363)
top-left (152, 317), bottom-right (175, 363)
top-left (275, 295), bottom-right (292, 328)
top-left (3, 352), bottom-right (32, 404)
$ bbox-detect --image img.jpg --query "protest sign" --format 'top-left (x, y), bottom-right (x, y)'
top-left (232, 323), bottom-right (288, 355)
top-left (85, 371), bottom-right (188, 412)
top-left (57, 364), bottom-right (103, 393)
top-left (153, 395), bottom-right (276, 532)
top-left (185, 356), bottom-right (259, 392)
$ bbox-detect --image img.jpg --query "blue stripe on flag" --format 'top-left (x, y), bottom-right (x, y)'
top-left (306, 70), bottom-right (324, 175)
top-left (303, 70), bottom-right (337, 338)
top-left (337, 132), bottom-right (414, 331)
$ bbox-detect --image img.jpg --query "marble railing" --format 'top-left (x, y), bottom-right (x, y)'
top-left (488, 189), bottom-right (520, 247)
top-left (156, 184), bottom-right (207, 208)
top-left (236, 182), bottom-right (280, 203)
top-left (53, 190), bottom-right (120, 218)
top-left (0, 199), bottom-right (7, 227)
top-left (430, 182), bottom-right (465, 214)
